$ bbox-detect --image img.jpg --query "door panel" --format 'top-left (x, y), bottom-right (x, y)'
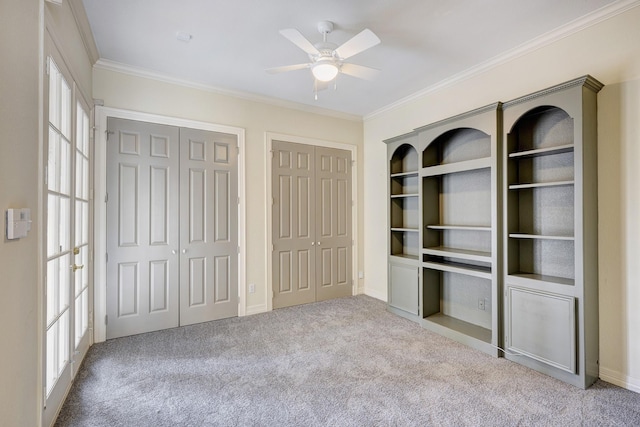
top-left (106, 118), bottom-right (180, 339)
top-left (315, 146), bottom-right (353, 301)
top-left (272, 141), bottom-right (317, 308)
top-left (272, 141), bottom-right (353, 308)
top-left (179, 128), bottom-right (238, 325)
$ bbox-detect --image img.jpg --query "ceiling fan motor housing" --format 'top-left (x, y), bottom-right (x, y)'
top-left (317, 20), bottom-right (334, 36)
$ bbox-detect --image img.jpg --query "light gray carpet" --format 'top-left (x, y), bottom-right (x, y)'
top-left (55, 295), bottom-right (640, 426)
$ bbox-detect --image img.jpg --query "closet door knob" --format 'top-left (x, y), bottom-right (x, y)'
top-left (171, 250), bottom-right (177, 255)
top-left (182, 249), bottom-right (188, 254)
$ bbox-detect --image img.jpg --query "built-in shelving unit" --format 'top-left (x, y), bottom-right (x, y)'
top-left (386, 133), bottom-right (421, 319)
top-left (384, 76), bottom-right (601, 388)
top-left (416, 104), bottom-right (501, 357)
top-left (503, 76), bottom-right (602, 389)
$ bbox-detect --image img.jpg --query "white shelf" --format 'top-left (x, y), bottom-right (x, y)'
top-left (422, 260), bottom-right (491, 280)
top-left (423, 246), bottom-right (491, 263)
top-left (391, 227), bottom-right (419, 233)
top-left (390, 171), bottom-right (418, 178)
top-left (509, 180), bottom-right (574, 190)
top-left (390, 193), bottom-right (419, 198)
top-left (423, 313), bottom-right (492, 344)
top-left (509, 144), bottom-right (574, 159)
top-left (421, 157), bottom-right (491, 177)
top-left (509, 233), bottom-right (574, 241)
top-left (426, 224), bottom-right (491, 232)
top-left (390, 253), bottom-right (419, 261)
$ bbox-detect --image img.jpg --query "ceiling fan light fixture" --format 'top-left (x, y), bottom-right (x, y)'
top-left (312, 61), bottom-right (339, 82)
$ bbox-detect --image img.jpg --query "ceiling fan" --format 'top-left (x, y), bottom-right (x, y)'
top-left (266, 21), bottom-right (381, 97)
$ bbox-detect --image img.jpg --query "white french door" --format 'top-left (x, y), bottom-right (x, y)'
top-left (43, 51), bottom-right (92, 427)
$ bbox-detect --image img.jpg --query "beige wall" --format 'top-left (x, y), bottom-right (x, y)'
top-left (363, 5), bottom-right (640, 391)
top-left (92, 68), bottom-right (364, 312)
top-left (0, 0), bottom-right (41, 425)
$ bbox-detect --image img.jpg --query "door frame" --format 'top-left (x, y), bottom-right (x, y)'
top-left (265, 132), bottom-right (358, 312)
top-left (93, 107), bottom-right (246, 342)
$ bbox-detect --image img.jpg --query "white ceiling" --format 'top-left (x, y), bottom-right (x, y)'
top-left (82, 0), bottom-right (619, 118)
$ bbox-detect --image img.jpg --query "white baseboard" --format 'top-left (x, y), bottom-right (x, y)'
top-left (600, 366), bottom-right (640, 393)
top-left (245, 303), bottom-right (268, 316)
top-left (363, 287), bottom-right (387, 302)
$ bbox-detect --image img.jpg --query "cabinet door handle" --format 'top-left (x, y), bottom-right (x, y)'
top-left (182, 249), bottom-right (188, 254)
top-left (311, 242), bottom-right (315, 246)
top-left (171, 250), bottom-right (177, 255)
top-left (317, 242), bottom-right (321, 245)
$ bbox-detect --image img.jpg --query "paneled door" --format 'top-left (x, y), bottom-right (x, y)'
top-left (43, 54), bottom-right (92, 427)
top-left (314, 146), bottom-right (353, 301)
top-left (106, 118), bottom-right (180, 339)
top-left (106, 119), bottom-right (239, 338)
top-left (272, 141), bottom-right (352, 309)
top-left (179, 128), bottom-right (238, 326)
top-left (272, 141), bottom-right (317, 308)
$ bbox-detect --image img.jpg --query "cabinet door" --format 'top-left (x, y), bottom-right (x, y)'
top-left (389, 263), bottom-right (419, 315)
top-left (506, 286), bottom-right (576, 373)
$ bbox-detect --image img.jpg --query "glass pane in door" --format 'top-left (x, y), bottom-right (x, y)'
top-left (74, 102), bottom-right (90, 347)
top-left (45, 58), bottom-right (72, 397)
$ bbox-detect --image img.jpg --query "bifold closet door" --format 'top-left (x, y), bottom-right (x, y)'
top-left (106, 118), bottom-right (180, 339)
top-left (272, 141), bottom-right (352, 309)
top-left (106, 119), bottom-right (239, 338)
top-left (179, 128), bottom-right (238, 326)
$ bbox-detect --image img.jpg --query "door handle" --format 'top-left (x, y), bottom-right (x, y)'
top-left (182, 249), bottom-right (188, 254)
top-left (317, 242), bottom-right (321, 245)
top-left (171, 250), bottom-right (178, 255)
top-left (73, 247), bottom-right (80, 255)
top-left (72, 264), bottom-right (84, 272)
top-left (311, 242), bottom-right (315, 246)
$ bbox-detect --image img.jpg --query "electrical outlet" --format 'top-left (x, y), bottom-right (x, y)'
top-left (248, 283), bottom-right (255, 294)
top-left (478, 298), bottom-right (485, 311)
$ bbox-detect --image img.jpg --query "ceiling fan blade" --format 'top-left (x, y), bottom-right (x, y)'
top-left (266, 63), bottom-right (311, 74)
top-left (334, 29), bottom-right (380, 60)
top-left (279, 28), bottom-right (320, 56)
top-left (340, 63), bottom-right (380, 81)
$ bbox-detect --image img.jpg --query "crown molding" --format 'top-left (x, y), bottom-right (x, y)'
top-left (364, 0), bottom-right (640, 122)
top-left (383, 130), bottom-right (418, 145)
top-left (94, 59), bottom-right (362, 123)
top-left (503, 75), bottom-right (604, 108)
